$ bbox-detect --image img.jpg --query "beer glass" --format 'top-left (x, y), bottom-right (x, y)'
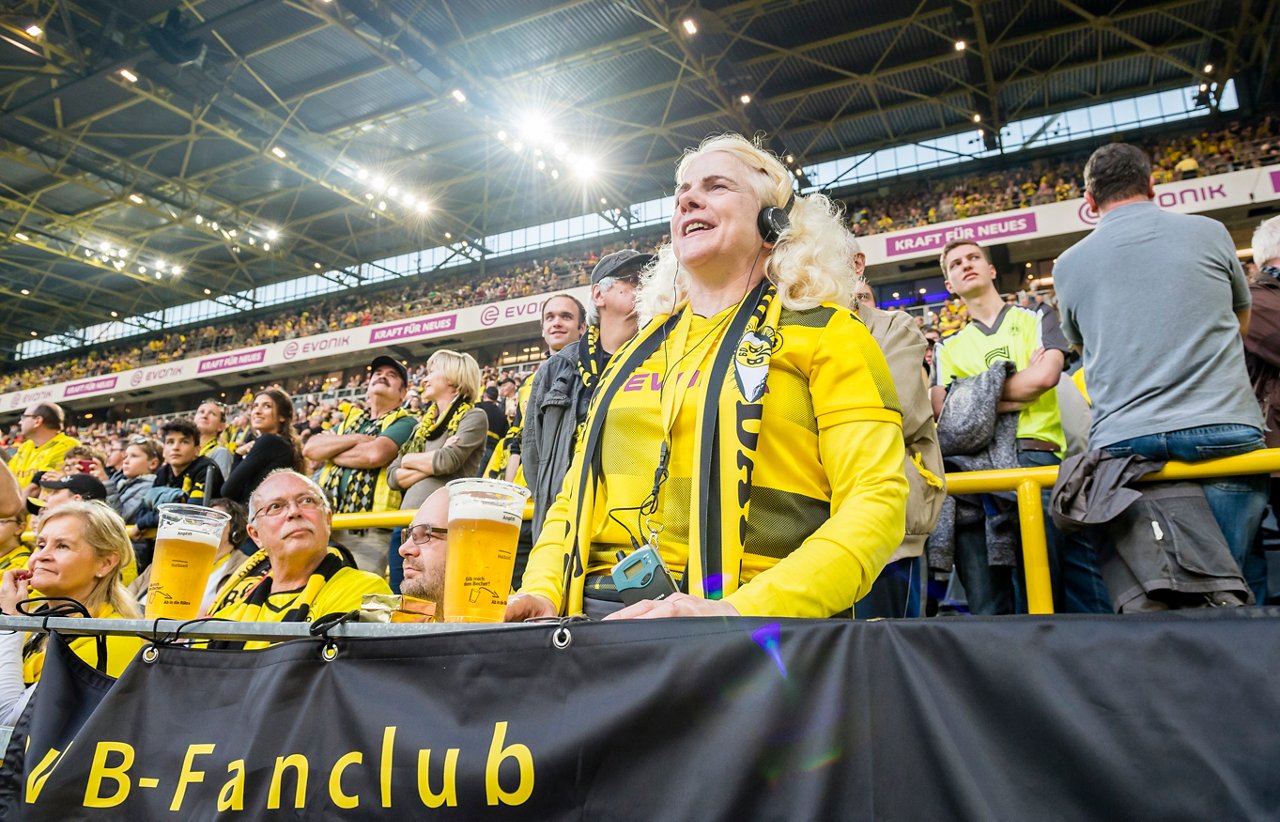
top-left (442, 478), bottom-right (529, 622)
top-left (146, 503), bottom-right (230, 620)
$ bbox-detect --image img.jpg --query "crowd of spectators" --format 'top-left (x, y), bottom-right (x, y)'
top-left (846, 116), bottom-right (1278, 236)
top-left (2, 117), bottom-right (1275, 396)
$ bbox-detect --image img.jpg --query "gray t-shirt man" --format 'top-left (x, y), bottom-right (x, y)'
top-left (1053, 201), bottom-right (1261, 448)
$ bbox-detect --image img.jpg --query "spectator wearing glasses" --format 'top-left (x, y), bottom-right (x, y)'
top-left (397, 488), bottom-right (450, 605)
top-left (206, 470), bottom-right (390, 648)
top-left (10, 403), bottom-right (79, 498)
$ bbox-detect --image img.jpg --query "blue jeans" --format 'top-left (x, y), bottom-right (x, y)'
top-left (855, 555), bottom-right (924, 619)
top-left (953, 449), bottom-right (1111, 615)
top-left (1018, 450), bottom-right (1112, 614)
top-left (1102, 424), bottom-right (1268, 600)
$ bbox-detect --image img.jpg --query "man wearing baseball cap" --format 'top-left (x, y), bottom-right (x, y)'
top-left (523, 249), bottom-right (650, 541)
top-left (306, 354), bottom-right (417, 571)
top-left (28, 473), bottom-right (109, 516)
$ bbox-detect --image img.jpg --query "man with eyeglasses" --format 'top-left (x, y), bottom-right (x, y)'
top-left (206, 470), bottom-right (389, 646)
top-left (10, 403), bottom-right (79, 499)
top-left (397, 487), bottom-right (449, 603)
top-left (0, 460), bottom-right (26, 573)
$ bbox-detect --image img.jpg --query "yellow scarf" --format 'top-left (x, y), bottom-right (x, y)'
top-left (554, 280), bottom-right (779, 614)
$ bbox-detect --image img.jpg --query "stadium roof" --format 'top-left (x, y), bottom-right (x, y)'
top-left (0, 0), bottom-right (1271, 350)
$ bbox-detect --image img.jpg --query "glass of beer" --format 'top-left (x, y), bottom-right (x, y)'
top-left (146, 503), bottom-right (230, 621)
top-left (442, 478), bottom-right (529, 622)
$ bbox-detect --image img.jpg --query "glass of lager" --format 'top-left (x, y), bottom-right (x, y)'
top-left (442, 478), bottom-right (529, 622)
top-left (146, 503), bottom-right (230, 620)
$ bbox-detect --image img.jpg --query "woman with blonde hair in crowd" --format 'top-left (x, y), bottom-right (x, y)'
top-left (0, 500), bottom-right (145, 723)
top-left (509, 133), bottom-right (908, 621)
top-left (386, 349), bottom-right (488, 592)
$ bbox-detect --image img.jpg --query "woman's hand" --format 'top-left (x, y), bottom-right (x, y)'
top-left (504, 593), bottom-right (556, 622)
top-left (602, 593), bottom-right (740, 620)
top-left (0, 569), bottom-right (33, 615)
top-left (235, 441), bottom-right (254, 457)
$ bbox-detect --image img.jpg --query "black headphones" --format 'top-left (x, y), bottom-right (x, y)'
top-left (757, 192), bottom-right (795, 244)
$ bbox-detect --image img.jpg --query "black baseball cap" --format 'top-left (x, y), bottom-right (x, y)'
top-left (590, 250), bottom-right (655, 286)
top-left (369, 355), bottom-right (409, 386)
top-left (38, 474), bottom-right (108, 501)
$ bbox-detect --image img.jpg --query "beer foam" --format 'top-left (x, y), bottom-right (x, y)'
top-left (449, 500), bottom-right (519, 524)
top-left (156, 522), bottom-right (222, 548)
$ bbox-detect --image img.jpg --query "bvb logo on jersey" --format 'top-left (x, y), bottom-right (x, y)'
top-left (983, 345), bottom-right (1012, 369)
top-left (735, 325), bottom-right (781, 402)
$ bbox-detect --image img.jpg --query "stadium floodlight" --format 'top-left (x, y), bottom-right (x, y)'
top-left (954, 40), bottom-right (966, 51)
top-left (271, 146), bottom-right (287, 159)
top-left (682, 19), bottom-right (698, 35)
top-left (14, 232), bottom-right (28, 241)
top-left (415, 201), bottom-right (430, 214)
top-left (20, 289), bottom-right (29, 295)
top-left (263, 242), bottom-right (271, 251)
top-left (496, 130), bottom-right (508, 142)
top-left (892, 291), bottom-right (900, 299)
top-left (1204, 64), bottom-right (1213, 73)
top-left (204, 288), bottom-right (212, 295)
top-left (973, 113), bottom-right (981, 123)
top-left (171, 266), bottom-right (182, 276)
top-left (24, 24), bottom-right (42, 37)
top-left (119, 68), bottom-right (138, 83)
top-left (511, 141), bottom-right (524, 154)
top-left (377, 200), bottom-right (387, 211)
top-left (356, 168), bottom-right (369, 181)
top-left (29, 331), bottom-right (36, 336)
top-left (128, 193), bottom-right (144, 204)
top-left (110, 311), bottom-right (118, 317)
top-left (265, 228), bottom-right (279, 240)
top-left (739, 94), bottom-right (751, 105)
top-left (314, 262), bottom-right (322, 269)
top-left (574, 156), bottom-right (599, 181)
top-left (371, 175), bottom-right (386, 190)
top-left (519, 112), bottom-right (551, 142)
top-left (451, 89), bottom-right (467, 103)
top-left (194, 214), bottom-right (203, 224)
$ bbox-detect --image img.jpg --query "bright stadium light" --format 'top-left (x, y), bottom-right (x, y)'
top-left (575, 156), bottom-right (599, 181)
top-left (451, 89), bottom-right (467, 103)
top-left (270, 146), bottom-right (287, 159)
top-left (739, 93), bottom-right (752, 105)
top-left (265, 228), bottom-right (279, 240)
top-left (14, 232), bottom-right (28, 241)
top-left (954, 40), bottom-right (966, 51)
top-left (415, 200), bottom-right (430, 214)
top-left (20, 289), bottom-right (29, 295)
top-left (25, 24), bottom-right (42, 37)
top-left (682, 19), bottom-right (698, 35)
top-left (119, 68), bottom-right (138, 83)
top-left (1204, 63), bottom-right (1213, 73)
top-left (128, 193), bottom-right (144, 204)
top-left (519, 112), bottom-right (551, 141)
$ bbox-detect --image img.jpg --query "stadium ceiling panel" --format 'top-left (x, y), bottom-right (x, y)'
top-left (0, 0), bottom-right (1270, 349)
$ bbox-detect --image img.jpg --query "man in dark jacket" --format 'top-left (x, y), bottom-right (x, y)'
top-left (523, 250), bottom-right (649, 539)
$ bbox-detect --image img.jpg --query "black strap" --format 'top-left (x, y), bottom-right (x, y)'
top-left (561, 312), bottom-right (683, 614)
top-left (693, 279), bottom-right (769, 598)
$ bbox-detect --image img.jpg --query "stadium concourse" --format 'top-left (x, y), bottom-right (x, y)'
top-left (0, 1), bottom-right (1278, 818)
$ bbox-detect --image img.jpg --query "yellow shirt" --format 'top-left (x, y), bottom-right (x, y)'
top-left (10, 432), bottom-right (80, 488)
top-left (23, 603), bottom-right (144, 684)
top-left (523, 301), bottom-right (907, 618)
top-left (0, 544), bottom-right (30, 573)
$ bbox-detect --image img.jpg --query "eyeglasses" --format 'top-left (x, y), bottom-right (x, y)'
top-left (20, 413), bottom-right (37, 419)
top-left (402, 524), bottom-right (448, 545)
top-left (252, 493), bottom-right (326, 521)
top-left (0, 517), bottom-right (21, 526)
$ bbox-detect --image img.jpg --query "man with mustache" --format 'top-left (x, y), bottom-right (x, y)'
top-left (305, 355), bottom-right (418, 570)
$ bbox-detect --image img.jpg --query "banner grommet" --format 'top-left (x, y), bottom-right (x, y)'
top-left (551, 625), bottom-right (572, 650)
top-left (321, 641), bottom-right (340, 661)
top-left (141, 645), bottom-right (159, 664)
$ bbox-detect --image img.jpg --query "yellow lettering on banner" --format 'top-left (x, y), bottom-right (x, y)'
top-left (24, 744), bottom-right (68, 804)
top-left (380, 726), bottom-right (396, 807)
top-left (268, 754), bottom-right (309, 810)
top-left (218, 759), bottom-right (245, 812)
top-left (84, 741), bottom-right (135, 808)
top-left (485, 721), bottom-right (534, 806)
top-left (329, 751), bottom-right (363, 810)
top-left (416, 748), bottom-right (460, 808)
top-left (170, 743), bottom-right (215, 812)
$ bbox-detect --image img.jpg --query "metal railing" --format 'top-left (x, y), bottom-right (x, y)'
top-left (944, 448), bottom-right (1280, 615)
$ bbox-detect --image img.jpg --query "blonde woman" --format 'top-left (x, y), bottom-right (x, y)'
top-left (0, 501), bottom-right (145, 722)
top-left (509, 133), bottom-right (908, 621)
top-left (387, 350), bottom-right (488, 592)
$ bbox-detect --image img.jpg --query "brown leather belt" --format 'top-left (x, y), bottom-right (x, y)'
top-left (1016, 437), bottom-right (1058, 452)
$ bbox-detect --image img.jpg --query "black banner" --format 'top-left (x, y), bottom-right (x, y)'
top-left (14, 611), bottom-right (1280, 819)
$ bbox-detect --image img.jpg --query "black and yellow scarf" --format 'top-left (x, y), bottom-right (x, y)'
top-left (552, 280), bottom-right (779, 614)
top-left (208, 548), bottom-right (345, 619)
top-left (576, 324), bottom-right (604, 391)
top-left (403, 395), bottom-right (473, 453)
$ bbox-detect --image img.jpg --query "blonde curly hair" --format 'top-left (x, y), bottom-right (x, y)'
top-left (637, 133), bottom-right (853, 321)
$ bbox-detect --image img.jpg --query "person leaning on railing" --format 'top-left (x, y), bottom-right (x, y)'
top-left (0, 499), bottom-right (145, 724)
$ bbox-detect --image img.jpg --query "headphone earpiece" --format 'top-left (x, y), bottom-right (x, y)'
top-left (757, 192), bottom-right (796, 244)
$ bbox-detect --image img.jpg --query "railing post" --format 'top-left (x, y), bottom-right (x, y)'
top-left (1016, 478), bottom-right (1055, 615)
